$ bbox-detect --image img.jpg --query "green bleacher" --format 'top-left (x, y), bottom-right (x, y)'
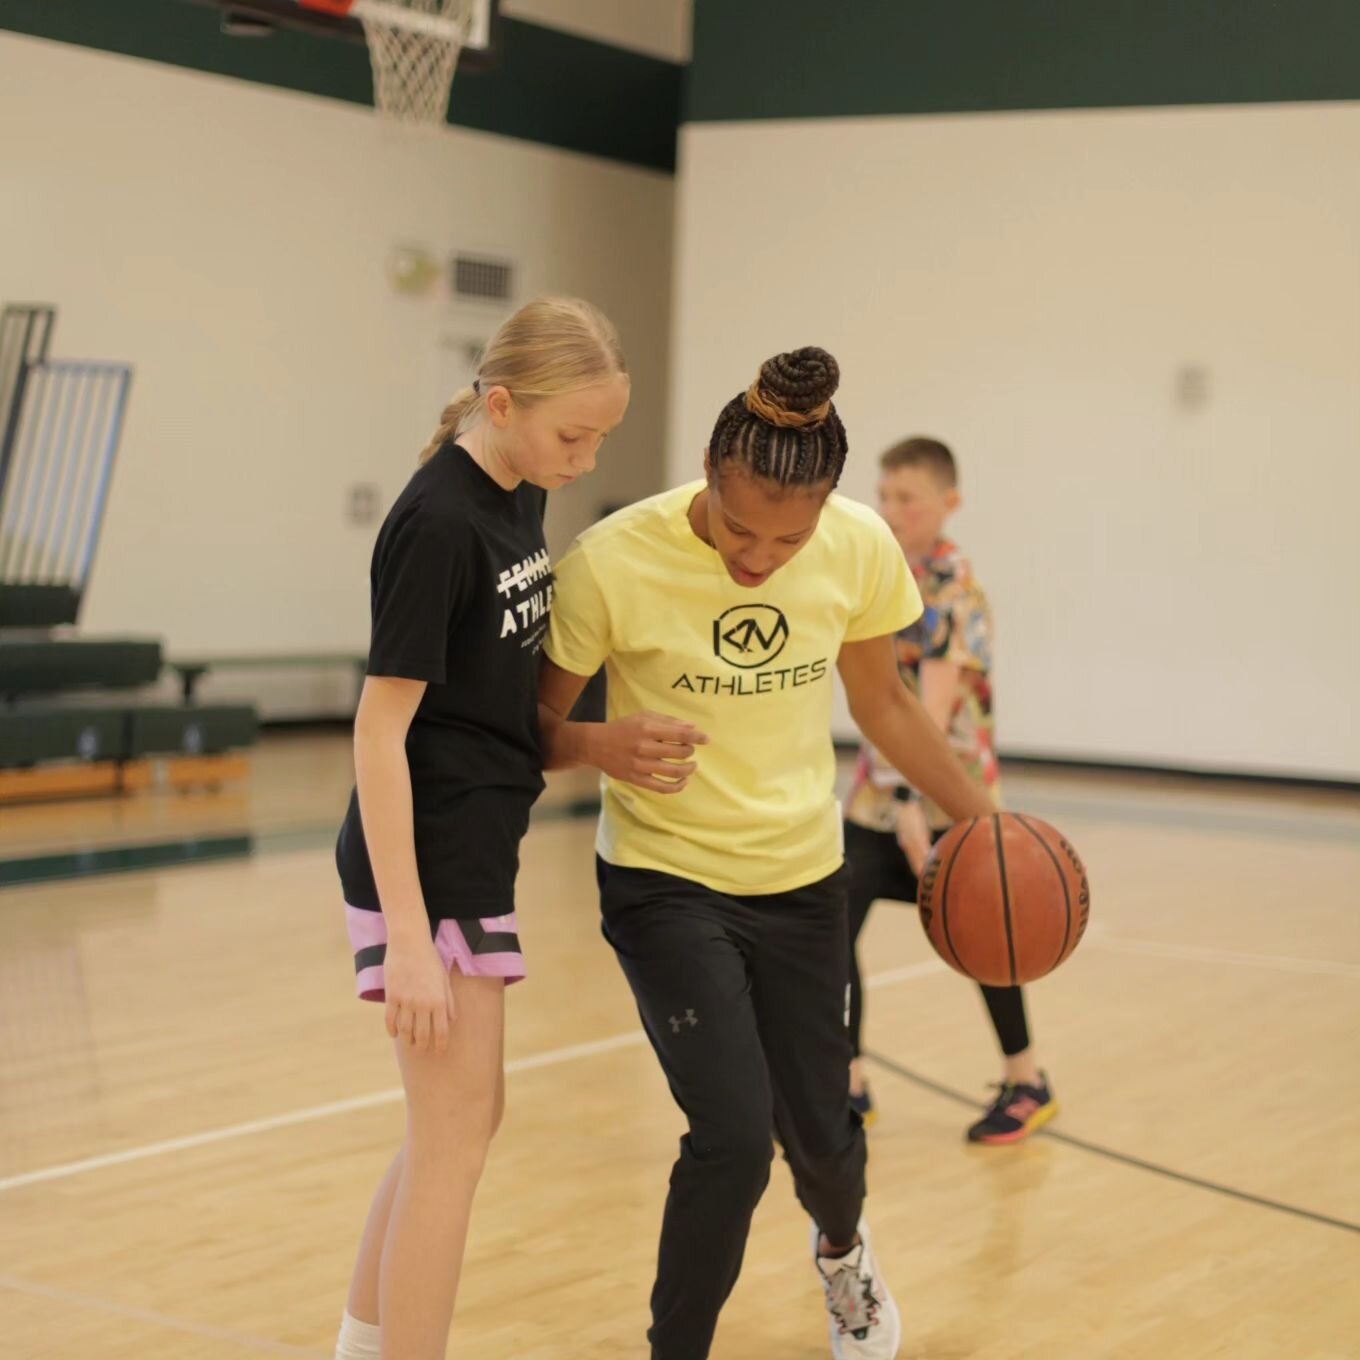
top-left (0, 303), bottom-right (258, 789)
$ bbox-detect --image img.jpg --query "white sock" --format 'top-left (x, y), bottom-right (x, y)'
top-left (335, 1310), bottom-right (381, 1360)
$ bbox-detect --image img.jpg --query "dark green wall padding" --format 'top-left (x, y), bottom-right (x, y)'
top-left (687, 0), bottom-right (1360, 122)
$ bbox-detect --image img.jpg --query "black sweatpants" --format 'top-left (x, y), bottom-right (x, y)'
top-left (598, 858), bottom-right (865, 1360)
top-left (844, 819), bottom-right (1031, 1059)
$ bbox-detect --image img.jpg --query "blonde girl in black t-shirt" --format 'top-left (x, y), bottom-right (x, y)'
top-left (332, 297), bottom-right (629, 1360)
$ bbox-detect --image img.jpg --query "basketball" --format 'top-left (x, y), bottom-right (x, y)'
top-left (917, 813), bottom-right (1090, 986)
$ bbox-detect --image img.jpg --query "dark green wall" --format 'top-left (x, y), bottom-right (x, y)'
top-left (0, 0), bottom-right (681, 171)
top-left (12, 2), bottom-right (1356, 173)
top-left (687, 0), bottom-right (1360, 122)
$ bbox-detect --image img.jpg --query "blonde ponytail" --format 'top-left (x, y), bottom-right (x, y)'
top-left (418, 386), bottom-right (480, 466)
top-left (417, 296), bottom-right (626, 467)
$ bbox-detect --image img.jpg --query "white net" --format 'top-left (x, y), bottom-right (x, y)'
top-left (354, 0), bottom-right (476, 126)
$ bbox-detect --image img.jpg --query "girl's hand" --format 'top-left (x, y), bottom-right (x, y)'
top-left (383, 932), bottom-right (456, 1054)
top-left (591, 712), bottom-right (709, 794)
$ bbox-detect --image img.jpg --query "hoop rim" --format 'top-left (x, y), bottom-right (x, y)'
top-left (181, 0), bottom-right (501, 69)
top-left (297, 0), bottom-right (485, 45)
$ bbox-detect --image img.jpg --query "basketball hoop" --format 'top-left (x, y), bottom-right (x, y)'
top-left (298, 0), bottom-right (480, 126)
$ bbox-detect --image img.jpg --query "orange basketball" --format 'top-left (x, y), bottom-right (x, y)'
top-left (917, 813), bottom-right (1089, 986)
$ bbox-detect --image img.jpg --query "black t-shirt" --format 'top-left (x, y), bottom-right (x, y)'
top-left (336, 442), bottom-right (551, 920)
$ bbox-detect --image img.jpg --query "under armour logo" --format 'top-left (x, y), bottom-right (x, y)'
top-left (669, 1009), bottom-right (698, 1034)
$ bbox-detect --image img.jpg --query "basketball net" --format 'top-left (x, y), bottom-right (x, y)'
top-left (301, 0), bottom-right (478, 126)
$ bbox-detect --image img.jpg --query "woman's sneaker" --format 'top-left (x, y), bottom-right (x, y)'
top-left (849, 1085), bottom-right (877, 1129)
top-left (811, 1217), bottom-right (902, 1359)
top-left (966, 1073), bottom-right (1057, 1145)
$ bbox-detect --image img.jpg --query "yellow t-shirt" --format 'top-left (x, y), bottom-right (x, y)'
top-left (545, 481), bottom-right (922, 895)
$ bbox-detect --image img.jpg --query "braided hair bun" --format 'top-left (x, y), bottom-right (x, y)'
top-left (708, 345), bottom-right (849, 488)
top-left (745, 347), bottom-right (841, 429)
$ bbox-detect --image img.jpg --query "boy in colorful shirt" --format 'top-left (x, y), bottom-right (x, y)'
top-left (844, 437), bottom-right (1056, 1144)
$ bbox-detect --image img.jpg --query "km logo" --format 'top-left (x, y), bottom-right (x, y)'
top-left (713, 605), bottom-right (790, 669)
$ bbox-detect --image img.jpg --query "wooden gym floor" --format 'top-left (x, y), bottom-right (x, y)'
top-left (1, 730), bottom-right (1357, 1358)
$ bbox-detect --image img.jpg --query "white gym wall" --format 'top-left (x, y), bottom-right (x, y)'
top-left (668, 103), bottom-right (1360, 779)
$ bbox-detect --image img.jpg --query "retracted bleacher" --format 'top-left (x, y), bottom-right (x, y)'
top-left (0, 303), bottom-right (258, 802)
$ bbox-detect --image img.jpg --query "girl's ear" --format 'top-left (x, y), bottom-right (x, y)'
top-left (484, 385), bottom-right (514, 428)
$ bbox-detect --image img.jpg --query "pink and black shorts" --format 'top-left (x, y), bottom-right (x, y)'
top-left (345, 904), bottom-right (527, 1001)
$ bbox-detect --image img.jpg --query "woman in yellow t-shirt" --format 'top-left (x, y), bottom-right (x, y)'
top-left (538, 348), bottom-right (993, 1360)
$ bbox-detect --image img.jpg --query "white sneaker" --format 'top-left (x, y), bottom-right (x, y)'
top-left (811, 1217), bottom-right (902, 1359)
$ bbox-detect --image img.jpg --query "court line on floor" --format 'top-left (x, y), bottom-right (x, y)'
top-left (12, 771), bottom-right (1354, 889)
top-left (0, 962), bottom-right (953, 1198)
top-left (863, 959), bottom-right (948, 987)
top-left (868, 917), bottom-right (1360, 982)
top-left (0, 1273), bottom-right (329, 1356)
top-left (0, 801), bottom-right (595, 889)
top-left (1012, 791), bottom-right (1360, 847)
top-left (1083, 934), bottom-right (1360, 978)
top-left (870, 918), bottom-right (1360, 981)
top-left (2, 934), bottom-right (1350, 1197)
top-left (863, 1049), bottom-right (1360, 1236)
top-left (0, 1030), bottom-right (649, 1195)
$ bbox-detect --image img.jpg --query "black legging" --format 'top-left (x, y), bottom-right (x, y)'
top-left (844, 820), bottom-right (1030, 1059)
